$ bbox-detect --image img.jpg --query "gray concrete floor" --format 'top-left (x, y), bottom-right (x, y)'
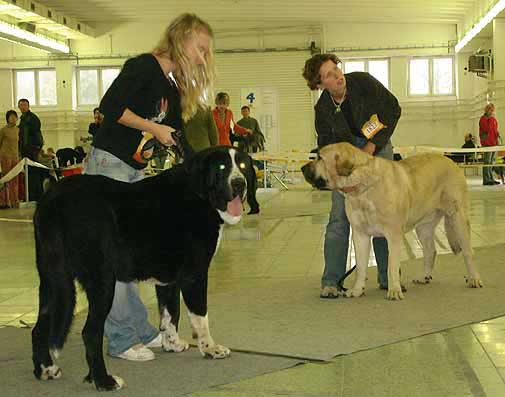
top-left (1, 175), bottom-right (505, 396)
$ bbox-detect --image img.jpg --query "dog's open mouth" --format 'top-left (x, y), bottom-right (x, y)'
top-left (226, 195), bottom-right (243, 217)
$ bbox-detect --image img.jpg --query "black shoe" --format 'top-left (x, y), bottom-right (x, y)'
top-left (483, 182), bottom-right (495, 186)
top-left (248, 208), bottom-right (260, 215)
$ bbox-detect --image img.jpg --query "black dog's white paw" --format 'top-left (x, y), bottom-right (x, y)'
top-left (162, 334), bottom-right (189, 353)
top-left (40, 364), bottom-right (62, 380)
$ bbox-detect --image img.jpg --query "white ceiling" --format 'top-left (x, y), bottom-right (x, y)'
top-left (35, 0), bottom-right (478, 27)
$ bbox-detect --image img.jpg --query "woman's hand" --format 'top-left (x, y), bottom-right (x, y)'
top-left (361, 141), bottom-right (376, 155)
top-left (152, 123), bottom-right (176, 146)
top-left (118, 107), bottom-right (176, 145)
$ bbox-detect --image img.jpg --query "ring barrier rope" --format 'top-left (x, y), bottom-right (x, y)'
top-left (0, 157), bottom-right (51, 186)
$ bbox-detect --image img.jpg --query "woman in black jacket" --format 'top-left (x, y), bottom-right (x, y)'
top-left (303, 53), bottom-right (402, 298)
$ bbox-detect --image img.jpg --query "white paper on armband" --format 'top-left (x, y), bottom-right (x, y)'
top-left (361, 114), bottom-right (385, 140)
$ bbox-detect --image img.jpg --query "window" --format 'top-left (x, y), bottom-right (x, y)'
top-left (14, 69), bottom-right (57, 106)
top-left (344, 61), bottom-right (365, 73)
top-left (77, 67), bottom-right (121, 106)
top-left (408, 57), bottom-right (454, 96)
top-left (368, 60), bottom-right (389, 90)
top-left (342, 59), bottom-right (389, 89)
top-left (78, 69), bottom-right (99, 105)
top-left (409, 59), bottom-right (429, 95)
top-left (433, 58), bottom-right (453, 95)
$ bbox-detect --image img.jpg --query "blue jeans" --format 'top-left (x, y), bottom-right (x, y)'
top-left (322, 139), bottom-right (393, 289)
top-left (482, 150), bottom-right (496, 184)
top-left (84, 146), bottom-right (159, 356)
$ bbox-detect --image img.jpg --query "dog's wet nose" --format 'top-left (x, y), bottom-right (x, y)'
top-left (314, 177), bottom-right (328, 190)
top-left (301, 162), bottom-right (314, 183)
top-left (302, 162), bottom-right (328, 190)
top-left (231, 177), bottom-right (246, 198)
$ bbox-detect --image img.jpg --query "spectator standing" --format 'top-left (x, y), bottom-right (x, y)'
top-left (479, 103), bottom-right (501, 185)
top-left (212, 92), bottom-right (251, 146)
top-left (236, 105), bottom-right (265, 153)
top-left (0, 110), bottom-right (20, 209)
top-left (18, 98), bottom-right (43, 161)
top-left (88, 107), bottom-right (104, 137)
top-left (184, 106), bottom-right (218, 152)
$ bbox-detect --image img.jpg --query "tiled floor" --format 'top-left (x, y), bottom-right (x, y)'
top-left (1, 175), bottom-right (505, 396)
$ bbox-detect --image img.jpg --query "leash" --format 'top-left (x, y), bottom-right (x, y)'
top-left (337, 265), bottom-right (356, 292)
top-left (170, 129), bottom-right (194, 162)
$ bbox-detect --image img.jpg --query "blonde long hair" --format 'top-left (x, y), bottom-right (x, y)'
top-left (153, 14), bottom-right (216, 121)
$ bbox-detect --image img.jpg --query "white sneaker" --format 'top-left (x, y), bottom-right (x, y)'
top-left (115, 344), bottom-right (155, 361)
top-left (145, 333), bottom-right (162, 348)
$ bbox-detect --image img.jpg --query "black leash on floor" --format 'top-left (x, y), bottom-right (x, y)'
top-left (337, 265), bottom-right (356, 292)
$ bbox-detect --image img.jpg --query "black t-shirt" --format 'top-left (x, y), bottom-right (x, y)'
top-left (93, 53), bottom-right (183, 169)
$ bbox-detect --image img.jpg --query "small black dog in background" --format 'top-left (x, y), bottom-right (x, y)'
top-left (56, 147), bottom-right (86, 167)
top-left (238, 131), bottom-right (265, 154)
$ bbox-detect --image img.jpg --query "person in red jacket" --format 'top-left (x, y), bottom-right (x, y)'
top-left (479, 103), bottom-right (501, 185)
top-left (212, 92), bottom-right (251, 146)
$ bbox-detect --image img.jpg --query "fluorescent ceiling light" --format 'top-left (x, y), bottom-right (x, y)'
top-left (455, 0), bottom-right (505, 53)
top-left (0, 20), bottom-right (69, 53)
top-left (0, 0), bottom-right (93, 40)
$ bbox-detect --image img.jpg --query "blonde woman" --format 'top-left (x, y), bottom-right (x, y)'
top-left (85, 13), bottom-right (215, 362)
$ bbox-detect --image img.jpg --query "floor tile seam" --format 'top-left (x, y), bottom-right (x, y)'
top-left (260, 234), bottom-right (299, 275)
top-left (443, 331), bottom-right (491, 396)
top-left (3, 312), bottom-right (31, 326)
top-left (469, 326), bottom-right (505, 385)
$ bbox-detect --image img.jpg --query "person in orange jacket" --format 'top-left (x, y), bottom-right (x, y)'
top-left (212, 92), bottom-right (251, 146)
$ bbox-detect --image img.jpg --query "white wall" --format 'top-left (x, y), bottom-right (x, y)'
top-left (0, 20), bottom-right (498, 152)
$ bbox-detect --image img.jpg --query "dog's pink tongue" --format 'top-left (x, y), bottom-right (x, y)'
top-left (227, 196), bottom-right (243, 217)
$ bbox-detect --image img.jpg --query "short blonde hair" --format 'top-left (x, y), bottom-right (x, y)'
top-left (484, 103), bottom-right (495, 114)
top-left (153, 14), bottom-right (216, 122)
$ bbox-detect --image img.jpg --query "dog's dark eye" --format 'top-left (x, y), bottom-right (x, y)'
top-left (219, 164), bottom-right (225, 170)
top-left (239, 162), bottom-right (246, 169)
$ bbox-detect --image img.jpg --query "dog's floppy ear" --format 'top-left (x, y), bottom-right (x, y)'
top-left (334, 153), bottom-right (354, 176)
top-left (350, 166), bottom-right (381, 188)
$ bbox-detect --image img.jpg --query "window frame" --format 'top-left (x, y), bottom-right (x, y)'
top-left (76, 66), bottom-right (121, 107)
top-left (407, 56), bottom-right (455, 97)
top-left (341, 58), bottom-right (390, 90)
top-left (13, 68), bottom-right (58, 107)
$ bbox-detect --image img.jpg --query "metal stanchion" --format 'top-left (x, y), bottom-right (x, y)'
top-left (263, 159), bottom-right (267, 188)
top-left (24, 158), bottom-right (29, 203)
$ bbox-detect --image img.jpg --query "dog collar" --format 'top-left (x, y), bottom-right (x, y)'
top-left (339, 185), bottom-right (359, 194)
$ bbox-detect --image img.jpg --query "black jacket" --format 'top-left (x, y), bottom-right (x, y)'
top-left (314, 72), bottom-right (401, 152)
top-left (19, 110), bottom-right (43, 148)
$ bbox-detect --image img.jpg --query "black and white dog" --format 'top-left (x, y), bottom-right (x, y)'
top-left (56, 147), bottom-right (81, 167)
top-left (31, 146), bottom-right (251, 391)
